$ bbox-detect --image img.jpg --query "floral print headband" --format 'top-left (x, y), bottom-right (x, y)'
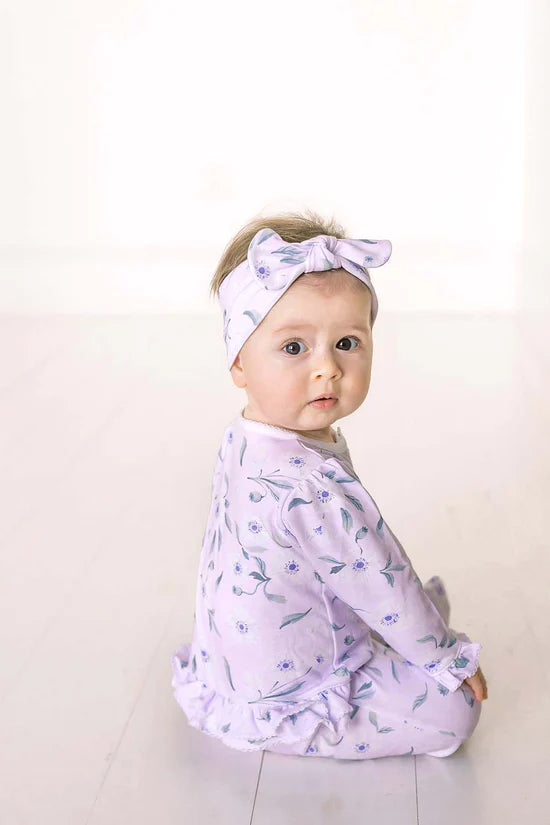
top-left (218, 227), bottom-right (392, 370)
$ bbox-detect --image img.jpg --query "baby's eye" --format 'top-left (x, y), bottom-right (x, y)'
top-left (282, 336), bottom-right (360, 356)
top-left (336, 336), bottom-right (360, 351)
top-left (282, 340), bottom-right (306, 355)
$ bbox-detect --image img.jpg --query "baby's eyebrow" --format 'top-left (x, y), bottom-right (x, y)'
top-left (272, 322), bottom-right (369, 334)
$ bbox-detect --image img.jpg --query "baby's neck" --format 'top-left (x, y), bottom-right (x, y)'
top-left (242, 407), bottom-right (337, 443)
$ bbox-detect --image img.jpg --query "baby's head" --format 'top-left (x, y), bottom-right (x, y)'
top-left (210, 209), bottom-right (390, 441)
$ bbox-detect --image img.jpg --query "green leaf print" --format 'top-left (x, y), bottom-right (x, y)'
top-left (391, 660), bottom-right (401, 683)
top-left (355, 526), bottom-right (368, 542)
top-left (412, 684), bottom-right (428, 712)
top-left (341, 507), bottom-right (352, 533)
top-left (250, 550), bottom-right (271, 567)
top-left (249, 470), bottom-right (295, 502)
top-left (224, 656), bottom-right (236, 691)
top-left (287, 496), bottom-right (312, 510)
top-left (379, 553), bottom-right (406, 587)
top-left (325, 735), bottom-right (345, 747)
top-left (243, 309), bottom-right (262, 325)
top-left (239, 436), bottom-right (247, 466)
top-left (280, 607), bottom-right (313, 628)
top-left (255, 228), bottom-right (276, 245)
top-left (318, 554), bottom-right (347, 575)
top-left (248, 665), bottom-right (314, 703)
top-left (352, 680), bottom-right (375, 701)
top-left (269, 528), bottom-right (293, 548)
top-left (265, 591), bottom-right (286, 603)
top-left (416, 632), bottom-right (445, 649)
top-left (233, 556), bottom-right (286, 603)
top-left (368, 710), bottom-right (394, 733)
top-left (215, 571), bottom-right (223, 589)
top-left (363, 664), bottom-right (383, 677)
top-left (207, 608), bottom-right (222, 637)
top-left (439, 730), bottom-right (457, 737)
top-left (344, 494), bottom-right (365, 512)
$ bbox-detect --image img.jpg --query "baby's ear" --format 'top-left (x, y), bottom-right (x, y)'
top-left (230, 355), bottom-right (246, 389)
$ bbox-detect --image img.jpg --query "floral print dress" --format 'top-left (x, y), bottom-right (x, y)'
top-left (171, 410), bottom-right (483, 759)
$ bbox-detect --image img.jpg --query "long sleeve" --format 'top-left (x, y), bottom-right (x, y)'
top-left (280, 460), bottom-right (481, 693)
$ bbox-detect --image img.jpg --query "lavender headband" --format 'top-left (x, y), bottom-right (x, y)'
top-left (218, 227), bottom-right (392, 370)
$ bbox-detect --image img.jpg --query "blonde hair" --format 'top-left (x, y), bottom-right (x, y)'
top-left (209, 208), bottom-right (370, 302)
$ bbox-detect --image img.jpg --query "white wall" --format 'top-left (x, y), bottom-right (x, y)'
top-left (0, 0), bottom-right (531, 318)
top-left (518, 0), bottom-right (550, 399)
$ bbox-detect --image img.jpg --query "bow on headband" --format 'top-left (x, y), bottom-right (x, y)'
top-left (218, 227), bottom-right (392, 370)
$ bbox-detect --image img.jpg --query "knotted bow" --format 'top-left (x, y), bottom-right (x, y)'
top-left (248, 229), bottom-right (391, 290)
top-left (218, 227), bottom-right (392, 370)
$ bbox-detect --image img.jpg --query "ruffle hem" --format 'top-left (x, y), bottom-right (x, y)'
top-left (170, 643), bottom-right (355, 753)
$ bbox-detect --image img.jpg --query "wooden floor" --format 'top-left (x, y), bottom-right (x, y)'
top-left (0, 313), bottom-right (547, 824)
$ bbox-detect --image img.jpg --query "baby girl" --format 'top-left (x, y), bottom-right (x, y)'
top-left (171, 209), bottom-right (488, 760)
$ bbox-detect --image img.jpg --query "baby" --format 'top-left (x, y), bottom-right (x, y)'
top-left (171, 209), bottom-right (488, 760)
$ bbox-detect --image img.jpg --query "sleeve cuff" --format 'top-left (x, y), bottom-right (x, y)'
top-left (431, 641), bottom-right (482, 693)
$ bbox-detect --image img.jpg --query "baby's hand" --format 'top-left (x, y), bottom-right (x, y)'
top-left (464, 665), bottom-right (488, 701)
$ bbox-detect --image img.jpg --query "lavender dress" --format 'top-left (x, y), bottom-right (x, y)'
top-left (171, 411), bottom-right (483, 759)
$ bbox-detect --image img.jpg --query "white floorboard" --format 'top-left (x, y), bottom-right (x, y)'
top-left (0, 314), bottom-right (547, 824)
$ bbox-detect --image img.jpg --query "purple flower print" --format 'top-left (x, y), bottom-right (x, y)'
top-left (248, 520), bottom-right (263, 534)
top-left (379, 612), bottom-right (400, 629)
top-left (316, 488), bottom-right (334, 504)
top-left (254, 260), bottom-right (271, 280)
top-left (235, 620), bottom-right (250, 635)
